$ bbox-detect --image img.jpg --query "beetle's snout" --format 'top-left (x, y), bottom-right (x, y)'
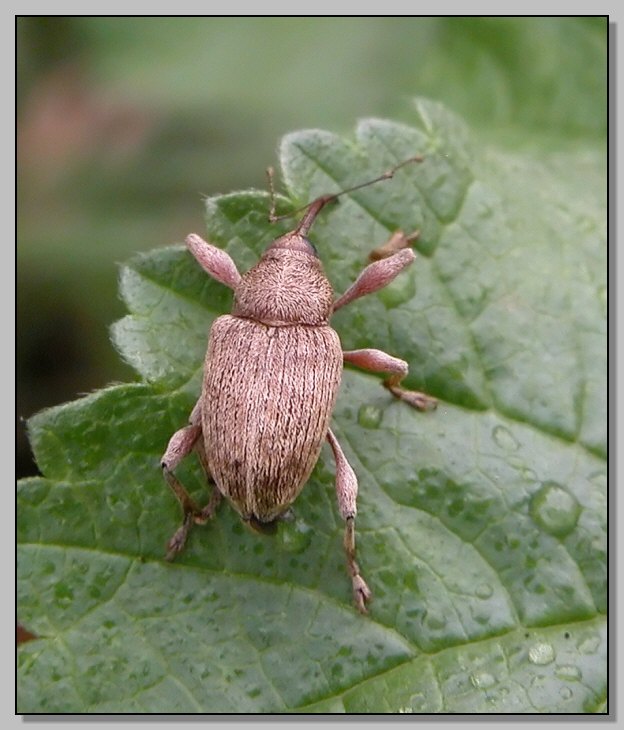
top-left (266, 232), bottom-right (318, 258)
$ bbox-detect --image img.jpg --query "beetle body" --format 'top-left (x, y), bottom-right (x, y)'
top-left (203, 238), bottom-right (342, 526)
top-left (160, 159), bottom-right (438, 612)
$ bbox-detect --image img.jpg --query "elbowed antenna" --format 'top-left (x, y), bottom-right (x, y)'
top-left (267, 155), bottom-right (423, 237)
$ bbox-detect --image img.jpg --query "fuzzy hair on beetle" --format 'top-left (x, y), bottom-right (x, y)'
top-left (160, 156), bottom-right (437, 613)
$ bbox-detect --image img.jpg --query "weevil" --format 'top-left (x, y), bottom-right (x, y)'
top-left (161, 156), bottom-right (437, 613)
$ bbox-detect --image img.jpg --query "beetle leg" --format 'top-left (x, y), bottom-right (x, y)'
top-left (185, 233), bottom-right (242, 290)
top-left (343, 348), bottom-right (437, 411)
top-left (193, 438), bottom-right (223, 525)
top-left (161, 401), bottom-right (221, 560)
top-left (326, 428), bottom-right (372, 614)
top-left (367, 229), bottom-right (419, 261)
top-left (333, 245), bottom-right (415, 312)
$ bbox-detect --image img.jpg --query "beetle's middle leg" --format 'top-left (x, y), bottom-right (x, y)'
top-left (326, 428), bottom-right (372, 614)
top-left (161, 401), bottom-right (222, 560)
top-left (343, 348), bottom-right (437, 410)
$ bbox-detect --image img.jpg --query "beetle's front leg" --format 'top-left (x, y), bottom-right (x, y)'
top-left (326, 428), bottom-right (372, 614)
top-left (343, 348), bottom-right (437, 411)
top-left (185, 233), bottom-right (242, 289)
top-left (333, 237), bottom-right (416, 312)
top-left (161, 401), bottom-right (222, 560)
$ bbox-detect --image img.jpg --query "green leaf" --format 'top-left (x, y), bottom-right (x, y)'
top-left (18, 99), bottom-right (606, 713)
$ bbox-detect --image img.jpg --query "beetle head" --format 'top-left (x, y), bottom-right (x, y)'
top-left (232, 234), bottom-right (334, 326)
top-left (265, 231), bottom-right (319, 258)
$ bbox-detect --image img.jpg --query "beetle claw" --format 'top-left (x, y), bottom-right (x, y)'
top-left (353, 575), bottom-right (372, 614)
top-left (165, 532), bottom-right (186, 561)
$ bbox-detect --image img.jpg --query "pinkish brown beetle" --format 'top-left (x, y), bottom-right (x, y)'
top-left (161, 157), bottom-right (437, 613)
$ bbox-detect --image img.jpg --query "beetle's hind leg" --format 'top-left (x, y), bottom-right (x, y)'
top-left (161, 402), bottom-right (222, 560)
top-left (326, 428), bottom-right (372, 613)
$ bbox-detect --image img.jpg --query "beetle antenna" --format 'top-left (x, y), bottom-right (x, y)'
top-left (268, 155), bottom-right (424, 236)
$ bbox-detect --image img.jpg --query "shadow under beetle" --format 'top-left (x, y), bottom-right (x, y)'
top-left (161, 156), bottom-right (437, 613)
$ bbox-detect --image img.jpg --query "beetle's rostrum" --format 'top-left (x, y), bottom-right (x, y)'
top-left (161, 157), bottom-right (437, 613)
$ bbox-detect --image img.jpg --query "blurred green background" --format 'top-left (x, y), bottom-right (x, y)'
top-left (16, 16), bottom-right (607, 477)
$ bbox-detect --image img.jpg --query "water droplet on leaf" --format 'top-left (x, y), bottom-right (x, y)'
top-left (357, 404), bottom-right (383, 429)
top-left (492, 425), bottom-right (519, 450)
top-left (528, 641), bottom-right (555, 665)
top-left (555, 664), bottom-right (582, 682)
top-left (577, 634), bottom-right (600, 655)
top-left (279, 518), bottom-right (312, 553)
top-left (54, 582), bottom-right (74, 606)
top-left (530, 482), bottom-right (581, 537)
top-left (446, 497), bottom-right (464, 517)
top-left (470, 671), bottom-right (496, 689)
top-left (475, 583), bottom-right (493, 599)
top-left (425, 614), bottom-right (447, 630)
top-left (403, 692), bottom-right (424, 711)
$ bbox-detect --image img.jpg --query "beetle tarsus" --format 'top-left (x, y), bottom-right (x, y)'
top-left (165, 512), bottom-right (194, 561)
top-left (352, 574), bottom-right (373, 614)
top-left (343, 515), bottom-right (372, 613)
top-left (383, 379), bottom-right (438, 411)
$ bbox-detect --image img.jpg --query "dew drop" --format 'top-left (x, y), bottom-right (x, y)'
top-left (528, 641), bottom-right (555, 665)
top-left (446, 497), bottom-right (465, 517)
top-left (492, 425), bottom-right (519, 451)
top-left (555, 664), bottom-right (582, 682)
top-left (475, 583), bottom-right (493, 600)
top-left (279, 518), bottom-right (312, 554)
top-left (577, 634), bottom-right (600, 655)
top-left (408, 693), bottom-right (426, 711)
top-left (508, 456), bottom-right (524, 470)
top-left (470, 671), bottom-right (496, 689)
top-left (425, 614), bottom-right (447, 630)
top-left (470, 609), bottom-right (491, 626)
top-left (403, 570), bottom-right (419, 592)
top-left (529, 482), bottom-right (581, 537)
top-left (54, 582), bottom-right (74, 608)
top-left (559, 686), bottom-right (573, 700)
top-left (357, 404), bottom-right (383, 429)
